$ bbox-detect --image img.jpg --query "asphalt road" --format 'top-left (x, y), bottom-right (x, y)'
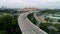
top-left (18, 11), bottom-right (47, 34)
top-left (33, 11), bottom-right (41, 26)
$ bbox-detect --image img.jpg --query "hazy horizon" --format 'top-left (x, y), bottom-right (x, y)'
top-left (0, 0), bottom-right (60, 9)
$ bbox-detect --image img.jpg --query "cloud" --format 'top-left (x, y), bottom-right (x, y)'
top-left (0, 0), bottom-right (60, 8)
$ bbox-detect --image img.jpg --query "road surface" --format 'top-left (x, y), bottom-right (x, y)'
top-left (18, 11), bottom-right (47, 34)
top-left (33, 11), bottom-right (41, 26)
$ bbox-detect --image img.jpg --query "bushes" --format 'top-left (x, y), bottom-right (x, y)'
top-left (0, 14), bottom-right (22, 34)
top-left (27, 13), bottom-right (37, 25)
top-left (39, 23), bottom-right (60, 34)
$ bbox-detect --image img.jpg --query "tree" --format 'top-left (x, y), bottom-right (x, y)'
top-left (0, 14), bottom-right (22, 34)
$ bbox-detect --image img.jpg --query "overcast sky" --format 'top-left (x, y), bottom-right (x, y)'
top-left (0, 0), bottom-right (60, 9)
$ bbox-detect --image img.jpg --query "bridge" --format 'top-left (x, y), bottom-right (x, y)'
top-left (18, 11), bottom-right (47, 34)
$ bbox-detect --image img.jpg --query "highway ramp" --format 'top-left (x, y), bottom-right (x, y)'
top-left (18, 12), bottom-right (47, 34)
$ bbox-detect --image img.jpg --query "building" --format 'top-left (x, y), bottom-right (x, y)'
top-left (21, 7), bottom-right (40, 11)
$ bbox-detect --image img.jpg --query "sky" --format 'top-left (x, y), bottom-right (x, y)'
top-left (0, 0), bottom-right (60, 9)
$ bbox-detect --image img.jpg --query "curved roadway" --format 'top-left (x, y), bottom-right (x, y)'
top-left (33, 11), bottom-right (41, 26)
top-left (18, 11), bottom-right (47, 34)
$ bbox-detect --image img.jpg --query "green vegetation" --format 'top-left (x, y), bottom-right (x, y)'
top-left (41, 9), bottom-right (60, 14)
top-left (39, 23), bottom-right (60, 34)
top-left (27, 13), bottom-right (37, 25)
top-left (28, 9), bottom-right (60, 34)
top-left (0, 9), bottom-right (22, 34)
